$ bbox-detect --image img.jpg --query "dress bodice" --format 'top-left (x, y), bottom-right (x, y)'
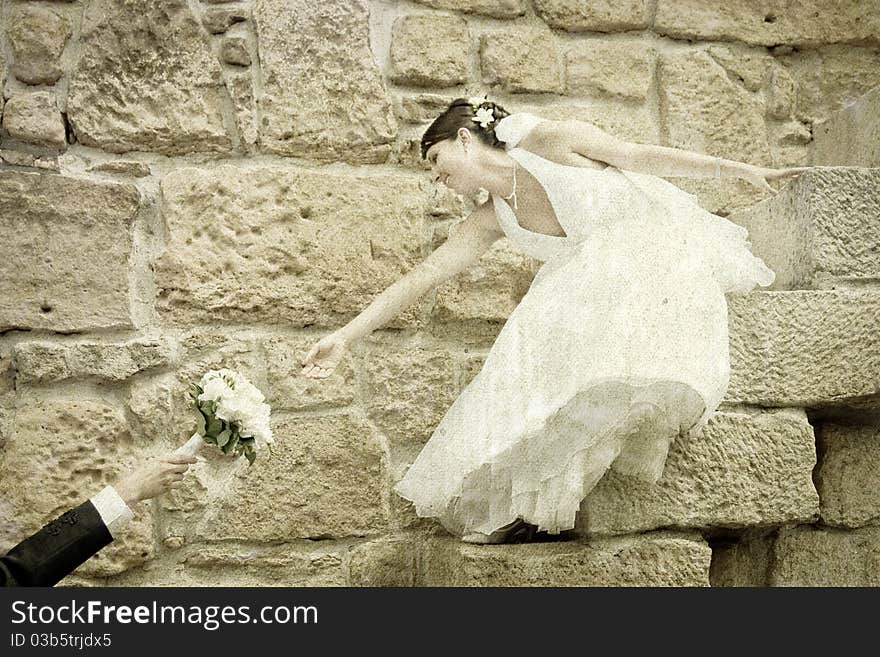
top-left (489, 113), bottom-right (775, 296)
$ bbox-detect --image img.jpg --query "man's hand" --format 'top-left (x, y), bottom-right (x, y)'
top-left (113, 454), bottom-right (198, 508)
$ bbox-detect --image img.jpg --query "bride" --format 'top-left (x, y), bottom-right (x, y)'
top-left (301, 97), bottom-right (808, 544)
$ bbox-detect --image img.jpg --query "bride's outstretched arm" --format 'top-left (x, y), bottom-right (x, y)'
top-left (338, 202), bottom-right (502, 343)
top-left (557, 119), bottom-right (808, 192)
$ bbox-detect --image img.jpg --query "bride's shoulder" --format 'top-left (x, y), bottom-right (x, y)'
top-left (496, 112), bottom-right (577, 149)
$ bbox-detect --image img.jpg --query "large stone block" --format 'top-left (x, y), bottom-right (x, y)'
top-left (263, 333), bottom-right (357, 411)
top-left (815, 423), bottom-right (880, 529)
top-left (108, 543), bottom-right (348, 586)
top-left (578, 410), bottom-right (818, 536)
top-left (254, 0), bottom-right (396, 163)
top-left (654, 0), bottom-right (880, 47)
top-left (433, 236), bottom-right (538, 324)
top-left (363, 334), bottom-right (459, 447)
top-left (533, 0), bottom-right (651, 32)
top-left (0, 171), bottom-right (138, 332)
top-left (566, 39), bottom-right (656, 101)
top-left (155, 165), bottom-right (429, 328)
top-left (776, 46), bottom-right (880, 125)
top-left (812, 85), bottom-right (880, 167)
top-left (5, 3), bottom-right (72, 85)
top-left (658, 50), bottom-right (773, 215)
top-left (14, 338), bottom-right (174, 384)
top-left (729, 168), bottom-right (880, 289)
top-left (67, 0), bottom-right (231, 155)
top-left (659, 50), bottom-right (772, 164)
top-left (2, 92), bottom-right (66, 149)
top-left (480, 26), bottom-right (564, 94)
top-left (420, 533), bottom-right (711, 586)
top-left (412, 0), bottom-right (525, 19)
top-left (727, 290), bottom-right (880, 408)
top-left (349, 536), bottom-right (420, 586)
top-left (390, 14), bottom-right (469, 88)
top-left (0, 398), bottom-right (154, 577)
top-left (772, 526), bottom-right (880, 586)
top-left (160, 413), bottom-right (389, 543)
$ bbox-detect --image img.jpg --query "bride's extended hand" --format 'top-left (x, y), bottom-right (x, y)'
top-left (743, 165), bottom-right (811, 194)
top-left (301, 331), bottom-right (348, 379)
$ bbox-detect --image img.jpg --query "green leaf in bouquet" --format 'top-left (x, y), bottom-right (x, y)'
top-left (216, 428), bottom-right (232, 448)
top-left (206, 415), bottom-right (223, 438)
top-left (195, 412), bottom-right (206, 437)
top-left (243, 443), bottom-right (256, 466)
top-left (224, 431), bottom-right (240, 455)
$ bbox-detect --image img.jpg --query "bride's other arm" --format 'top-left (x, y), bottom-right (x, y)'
top-left (551, 119), bottom-right (809, 193)
top-left (301, 202), bottom-right (503, 379)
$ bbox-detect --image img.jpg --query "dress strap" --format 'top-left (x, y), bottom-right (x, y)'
top-left (494, 112), bottom-right (544, 149)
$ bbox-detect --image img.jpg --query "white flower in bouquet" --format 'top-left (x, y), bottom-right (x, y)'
top-left (178, 369), bottom-right (274, 464)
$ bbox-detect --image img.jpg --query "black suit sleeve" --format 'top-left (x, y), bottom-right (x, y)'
top-left (1, 500), bottom-right (113, 587)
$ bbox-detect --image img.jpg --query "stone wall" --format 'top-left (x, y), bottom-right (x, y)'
top-left (0, 0), bottom-right (878, 586)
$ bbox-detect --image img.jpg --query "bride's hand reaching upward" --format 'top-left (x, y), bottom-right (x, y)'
top-left (302, 331), bottom-right (348, 379)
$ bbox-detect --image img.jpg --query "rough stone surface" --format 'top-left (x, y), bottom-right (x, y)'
top-left (2, 92), bottom-right (67, 149)
top-left (706, 44), bottom-right (774, 94)
top-left (658, 51), bottom-right (772, 215)
top-left (349, 536), bottom-right (419, 586)
top-left (480, 27), bottom-right (564, 94)
top-left (14, 338), bottom-right (173, 384)
top-left (815, 423), bottom-right (880, 528)
top-left (710, 531), bottom-right (775, 586)
top-left (0, 171), bottom-right (138, 332)
top-left (220, 36), bottom-right (252, 66)
top-left (729, 168), bottom-right (880, 289)
top-left (254, 0), bottom-right (396, 163)
top-left (161, 413), bottom-right (389, 543)
top-left (772, 526), bottom-right (880, 586)
top-left (420, 533), bottom-right (712, 586)
top-left (0, 398), bottom-right (154, 577)
top-left (363, 334), bottom-right (459, 447)
top-left (412, 0), bottom-right (525, 19)
top-left (726, 290), bottom-right (880, 407)
top-left (202, 6), bottom-right (248, 34)
top-left (397, 94), bottom-right (458, 124)
top-left (777, 46), bottom-right (880, 125)
top-left (812, 85), bottom-right (880, 167)
top-left (155, 165), bottom-right (428, 328)
top-left (534, 0), bottom-right (651, 32)
top-left (87, 160), bottom-right (152, 177)
top-left (6, 3), bottom-right (72, 85)
top-left (263, 333), bottom-right (357, 411)
top-left (655, 0), bottom-right (880, 47)
top-left (658, 51), bottom-right (771, 158)
top-left (67, 0), bottom-right (231, 155)
top-left (578, 410), bottom-right (819, 536)
top-left (433, 236), bottom-right (538, 323)
top-left (390, 14), bottom-right (469, 88)
top-left (566, 40), bottom-right (656, 100)
top-left (108, 544), bottom-right (348, 586)
top-left (225, 72), bottom-right (258, 148)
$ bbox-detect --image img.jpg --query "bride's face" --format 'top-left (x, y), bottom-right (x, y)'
top-left (425, 131), bottom-right (483, 196)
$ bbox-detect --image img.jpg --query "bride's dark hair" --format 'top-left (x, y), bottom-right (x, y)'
top-left (420, 97), bottom-right (510, 160)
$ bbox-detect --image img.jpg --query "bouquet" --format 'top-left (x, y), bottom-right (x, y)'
top-left (175, 369), bottom-right (273, 465)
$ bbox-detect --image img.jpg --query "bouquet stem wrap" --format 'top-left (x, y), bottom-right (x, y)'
top-left (175, 433), bottom-right (205, 458)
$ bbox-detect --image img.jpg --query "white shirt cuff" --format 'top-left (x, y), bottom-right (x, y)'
top-left (89, 485), bottom-right (135, 539)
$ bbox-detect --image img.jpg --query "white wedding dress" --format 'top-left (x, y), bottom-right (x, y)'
top-left (393, 113), bottom-right (775, 536)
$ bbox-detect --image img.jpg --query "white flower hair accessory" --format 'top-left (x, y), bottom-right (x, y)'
top-left (473, 106), bottom-right (495, 129)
